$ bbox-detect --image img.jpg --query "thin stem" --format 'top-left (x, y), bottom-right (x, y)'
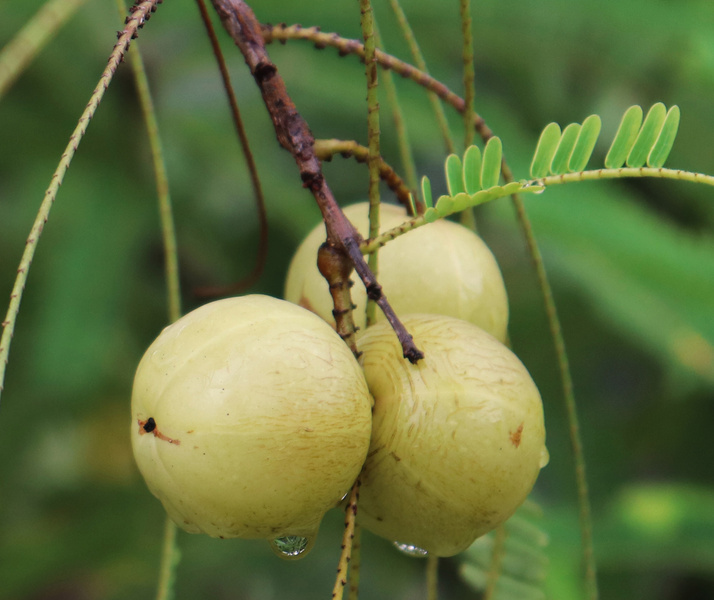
top-left (261, 24), bottom-right (491, 145)
top-left (156, 518), bottom-right (179, 600)
top-left (192, 0), bottom-right (269, 298)
top-left (459, 0), bottom-right (476, 149)
top-left (347, 522), bottom-right (362, 600)
top-left (508, 193), bottom-right (598, 600)
top-left (483, 525), bottom-right (508, 600)
top-left (332, 480), bottom-right (360, 600)
top-left (117, 0), bottom-right (181, 323)
top-left (372, 26), bottom-right (418, 197)
top-left (426, 555), bottom-right (439, 600)
top-left (538, 167), bottom-right (714, 188)
top-left (360, 0), bottom-right (381, 328)
top-left (0, 0), bottom-right (164, 405)
top-left (115, 3), bottom-right (182, 597)
top-left (0, 0), bottom-right (91, 100)
top-left (313, 138), bottom-right (417, 211)
top-left (386, 1), bottom-right (454, 154)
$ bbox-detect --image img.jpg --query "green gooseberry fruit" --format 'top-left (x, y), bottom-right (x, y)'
top-left (284, 202), bottom-right (509, 342)
top-left (356, 314), bottom-right (548, 557)
top-left (130, 295), bottom-right (373, 559)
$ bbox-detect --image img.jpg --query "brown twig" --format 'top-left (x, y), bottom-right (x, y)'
top-left (314, 138), bottom-right (420, 214)
top-left (208, 0), bottom-right (423, 363)
top-left (261, 23), bottom-right (493, 143)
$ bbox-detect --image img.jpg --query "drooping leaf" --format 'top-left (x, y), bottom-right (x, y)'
top-left (604, 105), bottom-right (643, 168)
top-left (626, 102), bottom-right (667, 167)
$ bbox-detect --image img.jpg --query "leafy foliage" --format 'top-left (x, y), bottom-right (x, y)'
top-left (459, 501), bottom-right (548, 600)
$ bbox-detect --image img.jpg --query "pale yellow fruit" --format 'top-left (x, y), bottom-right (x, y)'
top-left (284, 202), bottom-right (509, 341)
top-left (356, 314), bottom-right (548, 557)
top-left (131, 295), bottom-right (373, 555)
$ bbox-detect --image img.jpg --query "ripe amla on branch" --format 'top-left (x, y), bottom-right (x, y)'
top-left (356, 314), bottom-right (549, 557)
top-left (130, 295), bottom-right (373, 558)
top-left (284, 202), bottom-right (509, 341)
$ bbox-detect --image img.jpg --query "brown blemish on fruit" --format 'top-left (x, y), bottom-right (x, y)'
top-left (509, 423), bottom-right (524, 448)
top-left (138, 417), bottom-right (181, 445)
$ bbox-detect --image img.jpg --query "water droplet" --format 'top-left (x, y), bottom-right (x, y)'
top-left (269, 535), bottom-right (313, 560)
top-left (393, 541), bottom-right (429, 557)
top-left (539, 445), bottom-right (550, 468)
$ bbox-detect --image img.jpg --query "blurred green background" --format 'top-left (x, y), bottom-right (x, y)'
top-left (1, 0), bottom-right (714, 598)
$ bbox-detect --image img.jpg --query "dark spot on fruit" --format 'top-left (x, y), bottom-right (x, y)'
top-left (509, 423), bottom-right (524, 448)
top-left (143, 417), bottom-right (156, 433)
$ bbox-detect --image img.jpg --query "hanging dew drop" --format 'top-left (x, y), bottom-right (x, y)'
top-left (269, 535), bottom-right (312, 560)
top-left (393, 541), bottom-right (429, 557)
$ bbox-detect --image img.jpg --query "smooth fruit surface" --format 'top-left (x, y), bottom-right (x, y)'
top-left (131, 295), bottom-right (373, 545)
top-left (356, 314), bottom-right (547, 556)
top-left (284, 202), bottom-right (509, 341)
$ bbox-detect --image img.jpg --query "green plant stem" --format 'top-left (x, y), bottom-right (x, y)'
top-left (483, 525), bottom-right (507, 600)
top-left (426, 555), bottom-right (438, 600)
top-left (360, 0), bottom-right (381, 328)
top-left (347, 523), bottom-right (362, 600)
top-left (115, 2), bottom-right (182, 597)
top-left (156, 518), bottom-right (179, 600)
top-left (459, 0), bottom-right (475, 149)
top-left (386, 0), bottom-right (454, 155)
top-left (332, 480), bottom-right (361, 600)
top-left (117, 0), bottom-right (181, 323)
top-left (509, 192), bottom-right (598, 600)
top-left (0, 0), bottom-right (92, 100)
top-left (0, 0), bottom-right (163, 406)
top-left (539, 166), bottom-right (714, 187)
top-left (373, 23), bottom-right (418, 197)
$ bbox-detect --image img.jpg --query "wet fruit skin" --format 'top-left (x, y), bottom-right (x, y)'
top-left (284, 202), bottom-right (509, 342)
top-left (130, 295), bottom-right (373, 545)
top-left (356, 314), bottom-right (548, 557)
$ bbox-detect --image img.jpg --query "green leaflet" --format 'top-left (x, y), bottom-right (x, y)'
top-left (445, 153), bottom-right (465, 196)
top-left (421, 175), bottom-right (433, 208)
top-left (568, 114), bottom-right (601, 172)
top-left (647, 105), bottom-right (680, 168)
top-left (462, 144), bottom-right (483, 194)
top-left (626, 102), bottom-right (667, 167)
top-left (604, 105), bottom-right (643, 168)
top-left (549, 122), bottom-right (580, 175)
top-left (481, 136), bottom-right (503, 189)
top-left (530, 122), bottom-right (561, 179)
